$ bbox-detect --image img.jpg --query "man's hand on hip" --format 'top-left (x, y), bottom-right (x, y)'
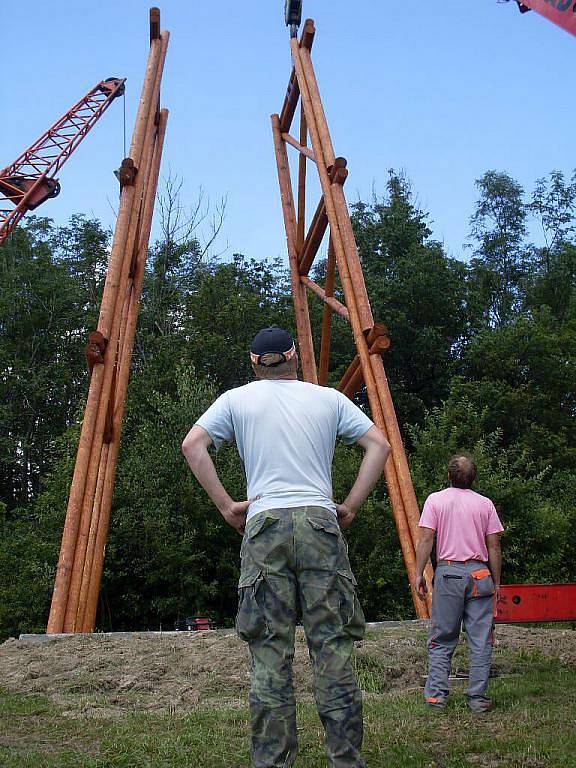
top-left (221, 500), bottom-right (251, 535)
top-left (336, 502), bottom-right (357, 530)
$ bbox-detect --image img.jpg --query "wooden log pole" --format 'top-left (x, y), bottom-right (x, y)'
top-left (281, 133), bottom-right (316, 162)
top-left (296, 110), bottom-right (307, 254)
top-left (76, 104), bottom-right (163, 631)
top-left (298, 45), bottom-right (373, 331)
top-left (298, 197), bottom-right (327, 276)
top-left (74, 277), bottom-right (134, 630)
top-left (279, 20), bottom-right (316, 132)
top-left (290, 39), bottom-right (376, 413)
top-left (271, 114), bottom-right (317, 383)
top-left (290, 36), bottom-right (428, 617)
top-left (62, 30), bottom-right (169, 631)
top-left (301, 276), bottom-right (349, 320)
top-left (297, 45), bottom-right (335, 167)
top-left (81, 108), bottom-right (169, 632)
top-left (46, 26), bottom-right (164, 634)
top-left (318, 238), bottom-right (336, 385)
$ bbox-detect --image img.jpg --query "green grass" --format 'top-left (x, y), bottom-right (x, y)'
top-left (1, 665), bottom-right (575, 767)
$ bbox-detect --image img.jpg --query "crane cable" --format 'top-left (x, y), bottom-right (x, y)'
top-left (122, 88), bottom-right (127, 159)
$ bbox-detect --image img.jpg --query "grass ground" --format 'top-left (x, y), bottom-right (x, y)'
top-left (1, 626), bottom-right (575, 767)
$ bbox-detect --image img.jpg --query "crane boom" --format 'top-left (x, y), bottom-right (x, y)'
top-left (513, 0), bottom-right (576, 37)
top-left (0, 77), bottom-right (126, 245)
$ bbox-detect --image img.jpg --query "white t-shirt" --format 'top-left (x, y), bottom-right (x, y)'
top-left (195, 379), bottom-right (374, 521)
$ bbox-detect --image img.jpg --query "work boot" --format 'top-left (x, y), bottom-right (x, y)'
top-left (467, 696), bottom-right (493, 713)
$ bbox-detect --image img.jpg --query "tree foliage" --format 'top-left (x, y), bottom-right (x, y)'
top-left (0, 167), bottom-right (575, 639)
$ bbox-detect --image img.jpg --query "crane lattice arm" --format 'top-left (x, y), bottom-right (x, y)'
top-left (0, 77), bottom-right (125, 245)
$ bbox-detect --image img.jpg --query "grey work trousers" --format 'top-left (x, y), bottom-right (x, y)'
top-left (425, 560), bottom-right (495, 704)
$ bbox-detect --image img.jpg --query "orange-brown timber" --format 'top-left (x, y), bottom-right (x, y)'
top-left (298, 39), bottom-right (334, 166)
top-left (298, 44), bottom-right (373, 331)
top-left (271, 114), bottom-right (317, 383)
top-left (74, 56), bottom-right (165, 630)
top-left (282, 133), bottom-right (316, 162)
top-left (289, 40), bottom-right (376, 407)
top-left (279, 20), bottom-right (315, 132)
top-left (298, 36), bottom-right (428, 608)
top-left (46, 363), bottom-right (105, 632)
top-left (283, 30), bottom-right (431, 617)
top-left (75, 240), bottom-right (143, 630)
top-left (338, 326), bottom-right (389, 394)
top-left (62, 32), bottom-right (169, 631)
top-left (81, 108), bottom-right (169, 632)
top-left (299, 196), bottom-right (327, 276)
top-left (297, 110), bottom-right (307, 253)
top-left (74, 442), bottom-right (109, 629)
top-left (318, 239), bottom-right (336, 385)
top-left (46, 28), bottom-right (165, 634)
top-left (300, 276), bottom-right (349, 320)
top-left (341, 365), bottom-right (364, 399)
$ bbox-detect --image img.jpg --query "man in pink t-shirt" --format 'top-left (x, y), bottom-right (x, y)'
top-left (414, 455), bottom-right (504, 713)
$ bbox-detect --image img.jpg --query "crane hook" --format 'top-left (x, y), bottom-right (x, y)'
top-left (285, 0), bottom-right (302, 38)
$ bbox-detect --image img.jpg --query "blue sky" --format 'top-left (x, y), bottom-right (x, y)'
top-left (2, 0), bottom-right (574, 264)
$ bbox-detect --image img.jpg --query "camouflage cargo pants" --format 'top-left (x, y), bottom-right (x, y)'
top-left (236, 506), bottom-right (366, 768)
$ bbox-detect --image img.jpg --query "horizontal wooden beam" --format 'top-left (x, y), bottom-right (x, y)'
top-left (301, 276), bottom-right (349, 320)
top-left (282, 132), bottom-right (316, 162)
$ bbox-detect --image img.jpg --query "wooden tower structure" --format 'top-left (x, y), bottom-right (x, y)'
top-left (47, 9), bottom-right (170, 633)
top-left (271, 18), bottom-right (433, 618)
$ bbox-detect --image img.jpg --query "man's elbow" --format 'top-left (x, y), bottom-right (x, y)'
top-left (182, 434), bottom-right (203, 469)
top-left (374, 428), bottom-right (391, 463)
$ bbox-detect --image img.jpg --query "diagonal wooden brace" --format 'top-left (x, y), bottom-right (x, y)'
top-left (279, 19), bottom-right (316, 132)
top-left (298, 159), bottom-right (347, 276)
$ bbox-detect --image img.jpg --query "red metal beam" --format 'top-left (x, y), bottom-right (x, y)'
top-left (495, 583), bottom-right (576, 623)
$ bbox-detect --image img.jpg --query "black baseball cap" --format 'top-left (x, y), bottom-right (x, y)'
top-left (250, 327), bottom-right (296, 367)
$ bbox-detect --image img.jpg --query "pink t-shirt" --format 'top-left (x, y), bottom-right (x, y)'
top-left (418, 487), bottom-right (504, 562)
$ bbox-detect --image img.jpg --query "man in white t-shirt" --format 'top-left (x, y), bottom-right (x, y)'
top-left (182, 326), bottom-right (390, 768)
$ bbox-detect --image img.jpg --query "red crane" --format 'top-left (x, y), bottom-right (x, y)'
top-left (512, 0), bottom-right (576, 36)
top-left (0, 77), bottom-right (126, 246)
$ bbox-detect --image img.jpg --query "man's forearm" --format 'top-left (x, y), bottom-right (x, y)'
top-left (183, 446), bottom-right (233, 514)
top-left (344, 443), bottom-right (390, 511)
top-left (415, 537), bottom-right (434, 577)
top-left (488, 546), bottom-right (502, 586)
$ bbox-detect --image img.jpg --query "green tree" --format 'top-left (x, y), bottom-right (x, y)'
top-left (456, 309), bottom-right (576, 470)
top-left (350, 173), bottom-right (469, 427)
top-left (525, 171), bottom-right (576, 320)
top-left (408, 400), bottom-right (576, 583)
top-left (468, 171), bottom-right (528, 327)
top-left (0, 216), bottom-right (109, 508)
